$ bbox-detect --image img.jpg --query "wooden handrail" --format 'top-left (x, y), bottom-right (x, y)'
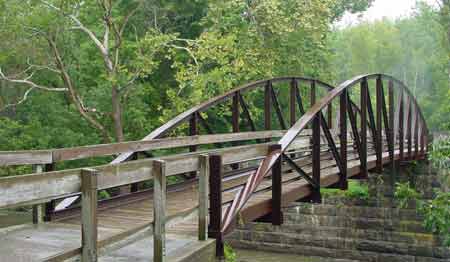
top-left (0, 130), bottom-right (288, 166)
top-left (0, 133), bottom-right (313, 209)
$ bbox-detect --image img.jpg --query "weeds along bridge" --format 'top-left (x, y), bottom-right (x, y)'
top-left (0, 74), bottom-right (429, 262)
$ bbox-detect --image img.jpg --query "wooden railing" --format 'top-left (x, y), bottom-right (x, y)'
top-left (0, 130), bottom-right (308, 261)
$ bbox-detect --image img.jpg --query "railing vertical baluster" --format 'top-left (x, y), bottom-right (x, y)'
top-left (232, 92), bottom-right (240, 133)
top-left (264, 81), bottom-right (272, 142)
top-left (407, 99), bottom-right (412, 160)
top-left (414, 109), bottom-right (419, 160)
top-left (81, 168), bottom-right (98, 262)
top-left (32, 164), bottom-right (45, 224)
top-left (270, 144), bottom-right (283, 225)
top-left (290, 79), bottom-right (297, 127)
top-left (327, 103), bottom-right (333, 129)
top-left (388, 80), bottom-right (395, 172)
top-left (310, 79), bottom-right (319, 195)
top-left (376, 76), bottom-right (383, 173)
top-left (347, 95), bottom-right (363, 165)
top-left (398, 90), bottom-right (404, 165)
top-left (153, 160), bottom-right (166, 262)
top-left (198, 155), bottom-right (209, 241)
top-left (360, 78), bottom-right (368, 178)
top-left (339, 89), bottom-right (348, 190)
top-left (420, 120), bottom-right (425, 155)
top-left (310, 80), bottom-right (316, 135)
top-left (208, 154), bottom-right (224, 258)
top-left (231, 92), bottom-right (240, 169)
top-left (189, 113), bottom-right (198, 175)
top-left (312, 111), bottom-right (322, 203)
top-left (189, 113), bottom-right (197, 151)
top-left (270, 86), bottom-right (287, 130)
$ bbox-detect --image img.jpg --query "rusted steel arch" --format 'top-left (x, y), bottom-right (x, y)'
top-left (112, 76), bottom-right (336, 164)
top-left (281, 74), bottom-right (428, 149)
top-left (220, 73), bottom-right (429, 233)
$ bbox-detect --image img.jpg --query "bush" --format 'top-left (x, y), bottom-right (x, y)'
top-left (345, 181), bottom-right (369, 200)
top-left (394, 182), bottom-right (421, 208)
top-left (418, 191), bottom-right (450, 246)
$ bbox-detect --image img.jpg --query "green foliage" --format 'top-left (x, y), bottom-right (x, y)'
top-left (418, 191), bottom-right (450, 246)
top-left (395, 179), bottom-right (449, 246)
top-left (429, 137), bottom-right (450, 170)
top-left (224, 243), bottom-right (236, 262)
top-left (345, 180), bottom-right (369, 200)
top-left (330, 3), bottom-right (449, 131)
top-left (321, 180), bottom-right (368, 200)
top-left (98, 190), bottom-right (111, 200)
top-left (394, 182), bottom-right (421, 208)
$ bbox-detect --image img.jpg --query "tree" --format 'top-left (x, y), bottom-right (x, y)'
top-left (0, 0), bottom-right (166, 142)
top-left (330, 3), bottom-right (449, 130)
top-left (164, 0), bottom-right (374, 125)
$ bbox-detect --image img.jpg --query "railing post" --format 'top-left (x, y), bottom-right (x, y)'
top-left (327, 103), bottom-right (333, 129)
top-left (339, 90), bottom-right (348, 190)
top-left (414, 108), bottom-right (419, 160)
top-left (388, 80), bottom-right (395, 173)
top-left (153, 160), bottom-right (166, 262)
top-left (232, 91), bottom-right (240, 133)
top-left (398, 90), bottom-right (404, 165)
top-left (208, 154), bottom-right (224, 258)
top-left (420, 122), bottom-right (425, 155)
top-left (189, 113), bottom-right (198, 177)
top-left (376, 76), bottom-right (383, 173)
top-left (290, 79), bottom-right (297, 127)
top-left (189, 113), bottom-right (198, 153)
top-left (231, 92), bottom-right (240, 169)
top-left (269, 144), bottom-right (283, 225)
top-left (408, 98), bottom-right (413, 160)
top-left (360, 78), bottom-right (368, 178)
top-left (32, 164), bottom-right (45, 224)
top-left (310, 80), bottom-right (316, 130)
top-left (81, 168), bottom-right (98, 262)
top-left (311, 112), bottom-right (322, 203)
top-left (198, 155), bottom-right (209, 241)
top-left (264, 81), bottom-right (272, 141)
top-left (407, 99), bottom-right (412, 160)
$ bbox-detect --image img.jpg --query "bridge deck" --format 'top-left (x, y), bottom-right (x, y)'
top-left (0, 148), bottom-right (416, 262)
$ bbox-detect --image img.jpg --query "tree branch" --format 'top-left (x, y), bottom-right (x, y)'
top-left (0, 67), bottom-right (67, 92)
top-left (41, 0), bottom-right (114, 71)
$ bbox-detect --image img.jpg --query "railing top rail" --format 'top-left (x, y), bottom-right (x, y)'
top-left (0, 130), bottom-right (287, 166)
top-left (0, 132), bottom-right (316, 209)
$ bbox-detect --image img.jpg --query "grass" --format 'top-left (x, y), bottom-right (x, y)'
top-left (321, 180), bottom-right (369, 200)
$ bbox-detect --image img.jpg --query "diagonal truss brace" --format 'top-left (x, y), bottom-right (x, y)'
top-left (282, 153), bottom-right (319, 189)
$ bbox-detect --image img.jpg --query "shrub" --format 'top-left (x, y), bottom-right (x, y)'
top-left (394, 182), bottom-right (421, 208)
top-left (345, 181), bottom-right (369, 200)
top-left (418, 191), bottom-right (450, 246)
